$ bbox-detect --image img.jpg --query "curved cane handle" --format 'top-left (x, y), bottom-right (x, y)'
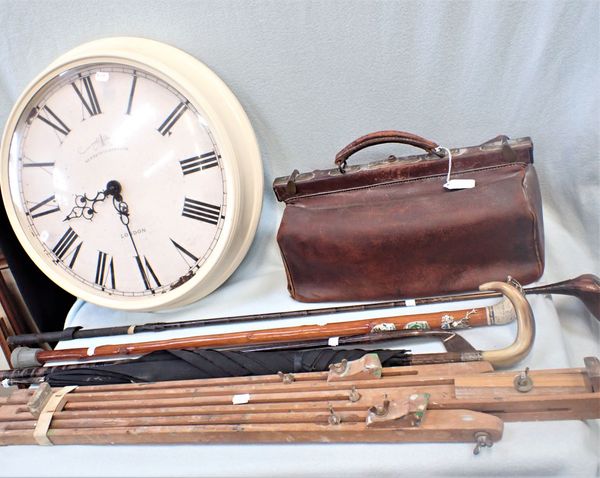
top-left (479, 281), bottom-right (535, 367)
top-left (334, 130), bottom-right (442, 171)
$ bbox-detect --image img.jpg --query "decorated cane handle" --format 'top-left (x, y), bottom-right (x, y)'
top-left (479, 281), bottom-right (535, 367)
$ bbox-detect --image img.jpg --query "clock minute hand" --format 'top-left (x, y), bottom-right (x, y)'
top-left (107, 182), bottom-right (153, 290)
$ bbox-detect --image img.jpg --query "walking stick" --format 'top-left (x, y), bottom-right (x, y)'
top-left (11, 281), bottom-right (534, 368)
top-left (0, 329), bottom-right (475, 385)
top-left (7, 274), bottom-right (598, 347)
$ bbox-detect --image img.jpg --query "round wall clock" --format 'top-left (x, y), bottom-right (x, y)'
top-left (0, 37), bottom-right (263, 311)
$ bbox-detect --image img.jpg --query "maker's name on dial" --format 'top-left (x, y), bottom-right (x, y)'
top-left (121, 228), bottom-right (147, 240)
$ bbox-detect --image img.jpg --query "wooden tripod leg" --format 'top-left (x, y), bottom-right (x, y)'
top-left (0, 409), bottom-right (503, 447)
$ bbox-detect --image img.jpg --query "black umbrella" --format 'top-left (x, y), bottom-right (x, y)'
top-left (17, 348), bottom-right (410, 387)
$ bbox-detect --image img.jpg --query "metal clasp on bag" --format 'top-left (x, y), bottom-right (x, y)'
top-left (285, 169), bottom-right (300, 194)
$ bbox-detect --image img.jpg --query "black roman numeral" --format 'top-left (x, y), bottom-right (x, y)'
top-left (23, 162), bottom-right (55, 168)
top-left (179, 151), bottom-right (219, 175)
top-left (72, 76), bottom-right (101, 117)
top-left (157, 102), bottom-right (187, 136)
top-left (38, 106), bottom-right (70, 137)
top-left (52, 227), bottom-right (80, 261)
top-left (95, 251), bottom-right (115, 289)
top-left (135, 255), bottom-right (161, 290)
top-left (67, 242), bottom-right (82, 269)
top-left (126, 74), bottom-right (137, 115)
top-left (182, 198), bottom-right (222, 225)
top-left (29, 195), bottom-right (60, 219)
top-left (170, 238), bottom-right (199, 264)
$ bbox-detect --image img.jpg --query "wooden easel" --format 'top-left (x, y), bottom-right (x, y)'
top-left (0, 355), bottom-right (598, 452)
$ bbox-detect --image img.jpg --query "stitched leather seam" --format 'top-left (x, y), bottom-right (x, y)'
top-left (284, 163), bottom-right (527, 203)
top-left (521, 168), bottom-right (544, 277)
top-left (276, 234), bottom-right (297, 298)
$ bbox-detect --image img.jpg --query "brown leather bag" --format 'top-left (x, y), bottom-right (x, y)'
top-left (272, 131), bottom-right (544, 302)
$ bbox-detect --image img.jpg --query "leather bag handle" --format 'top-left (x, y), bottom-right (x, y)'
top-left (334, 130), bottom-right (443, 172)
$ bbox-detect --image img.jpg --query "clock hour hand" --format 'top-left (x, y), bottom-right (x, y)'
top-left (63, 180), bottom-right (121, 222)
top-left (64, 190), bottom-right (107, 221)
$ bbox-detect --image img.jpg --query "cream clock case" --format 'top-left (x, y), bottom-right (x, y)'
top-left (0, 37), bottom-right (263, 311)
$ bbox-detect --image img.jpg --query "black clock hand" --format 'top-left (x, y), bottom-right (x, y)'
top-left (64, 190), bottom-right (107, 221)
top-left (107, 182), bottom-right (152, 290)
top-left (64, 180), bottom-right (122, 222)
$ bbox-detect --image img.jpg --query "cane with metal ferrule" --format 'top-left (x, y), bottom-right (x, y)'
top-left (7, 274), bottom-right (598, 347)
top-left (2, 284), bottom-right (533, 387)
top-left (10, 281), bottom-right (534, 369)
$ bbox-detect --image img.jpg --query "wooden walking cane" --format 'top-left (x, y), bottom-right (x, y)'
top-left (0, 330), bottom-right (480, 386)
top-left (7, 274), bottom-right (599, 346)
top-left (10, 281), bottom-right (534, 368)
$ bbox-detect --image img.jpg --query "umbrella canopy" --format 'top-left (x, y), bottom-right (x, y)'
top-left (44, 348), bottom-right (410, 386)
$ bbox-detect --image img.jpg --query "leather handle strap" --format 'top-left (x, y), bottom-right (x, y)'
top-left (334, 130), bottom-right (442, 169)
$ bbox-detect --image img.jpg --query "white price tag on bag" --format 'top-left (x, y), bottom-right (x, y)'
top-left (437, 146), bottom-right (476, 191)
top-left (444, 179), bottom-right (476, 190)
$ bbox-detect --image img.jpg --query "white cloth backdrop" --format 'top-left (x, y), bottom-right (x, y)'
top-left (0, 0), bottom-right (598, 476)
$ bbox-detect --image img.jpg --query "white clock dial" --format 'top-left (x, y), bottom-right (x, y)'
top-left (10, 64), bottom-right (226, 297)
top-left (1, 38), bottom-right (263, 311)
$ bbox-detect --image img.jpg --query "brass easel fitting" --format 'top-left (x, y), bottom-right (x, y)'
top-left (348, 386), bottom-right (361, 403)
top-left (328, 359), bottom-right (348, 375)
top-left (277, 371), bottom-right (295, 384)
top-left (513, 367), bottom-right (534, 392)
top-left (328, 405), bottom-right (341, 425)
top-left (473, 432), bottom-right (494, 455)
top-left (368, 395), bottom-right (390, 417)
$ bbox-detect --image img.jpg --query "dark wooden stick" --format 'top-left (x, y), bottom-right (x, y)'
top-left (8, 274), bottom-right (599, 347)
top-left (10, 281), bottom-right (534, 369)
top-left (0, 329), bottom-right (476, 385)
top-left (14, 309), bottom-right (485, 366)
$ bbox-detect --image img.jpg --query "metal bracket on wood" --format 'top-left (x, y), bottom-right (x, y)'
top-left (366, 393), bottom-right (430, 428)
top-left (327, 353), bottom-right (382, 382)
